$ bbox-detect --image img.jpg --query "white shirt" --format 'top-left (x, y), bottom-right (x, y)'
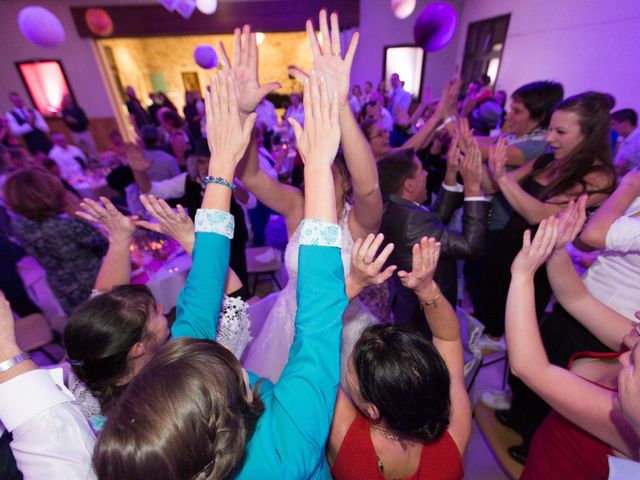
top-left (389, 86), bottom-right (411, 121)
top-left (582, 197), bottom-right (640, 321)
top-left (255, 99), bottom-right (278, 132)
top-left (284, 104), bottom-right (304, 127)
top-left (48, 144), bottom-right (87, 181)
top-left (380, 107), bottom-right (393, 132)
top-left (615, 127), bottom-right (640, 171)
top-left (5, 108), bottom-right (50, 136)
top-left (608, 456), bottom-right (640, 479)
top-left (0, 369), bottom-right (96, 479)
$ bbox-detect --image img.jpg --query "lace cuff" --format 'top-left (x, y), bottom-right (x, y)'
top-left (299, 219), bottom-right (341, 247)
top-left (194, 209), bottom-right (234, 238)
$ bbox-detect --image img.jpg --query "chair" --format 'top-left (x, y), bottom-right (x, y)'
top-left (457, 307), bottom-right (509, 392)
top-left (245, 246), bottom-right (283, 297)
top-left (14, 312), bottom-right (61, 363)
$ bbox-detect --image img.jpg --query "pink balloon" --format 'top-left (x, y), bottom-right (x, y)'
top-left (18, 6), bottom-right (65, 49)
top-left (194, 44), bottom-right (218, 69)
top-left (413, 2), bottom-right (457, 52)
top-left (391, 0), bottom-right (416, 20)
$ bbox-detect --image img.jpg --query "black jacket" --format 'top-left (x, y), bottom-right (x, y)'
top-left (380, 188), bottom-right (489, 335)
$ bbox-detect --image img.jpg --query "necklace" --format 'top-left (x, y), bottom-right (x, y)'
top-left (371, 424), bottom-right (401, 442)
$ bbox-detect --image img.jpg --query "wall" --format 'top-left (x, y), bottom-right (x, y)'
top-left (456, 0), bottom-right (640, 112)
top-left (99, 31), bottom-right (314, 113)
top-left (352, 0), bottom-right (464, 98)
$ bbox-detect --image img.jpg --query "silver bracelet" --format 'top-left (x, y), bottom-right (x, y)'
top-left (0, 352), bottom-right (31, 373)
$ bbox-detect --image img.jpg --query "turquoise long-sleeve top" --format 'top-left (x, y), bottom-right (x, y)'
top-left (170, 210), bottom-right (348, 479)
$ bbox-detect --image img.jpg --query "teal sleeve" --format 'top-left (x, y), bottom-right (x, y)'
top-left (268, 245), bottom-right (348, 475)
top-left (170, 232), bottom-right (229, 340)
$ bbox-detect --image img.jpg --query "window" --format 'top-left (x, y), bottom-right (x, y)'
top-left (15, 60), bottom-right (74, 117)
top-left (383, 45), bottom-right (425, 100)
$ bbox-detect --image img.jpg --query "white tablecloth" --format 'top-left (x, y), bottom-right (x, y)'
top-left (143, 253), bottom-right (192, 312)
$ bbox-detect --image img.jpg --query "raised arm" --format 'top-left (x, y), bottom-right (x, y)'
top-left (506, 217), bottom-right (639, 458)
top-left (266, 71), bottom-right (349, 476)
top-left (580, 169), bottom-right (640, 249)
top-left (298, 11), bottom-right (381, 237)
top-left (75, 197), bottom-right (136, 292)
top-left (172, 72), bottom-right (255, 340)
top-left (488, 145), bottom-right (565, 223)
top-left (220, 24), bottom-right (304, 234)
top-left (0, 293), bottom-right (96, 479)
top-left (546, 197), bottom-right (630, 350)
top-left (398, 237), bottom-right (471, 454)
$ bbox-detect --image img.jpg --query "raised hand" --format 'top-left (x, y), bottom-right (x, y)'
top-left (487, 135), bottom-right (508, 181)
top-left (346, 233), bottom-right (397, 300)
top-left (76, 196), bottom-right (137, 245)
top-left (288, 72), bottom-right (340, 166)
top-left (436, 77), bottom-right (462, 120)
top-left (219, 25), bottom-right (281, 114)
top-left (555, 194), bottom-right (587, 250)
top-left (288, 10), bottom-right (359, 109)
top-left (205, 72), bottom-right (257, 169)
top-left (136, 194), bottom-right (195, 254)
top-left (444, 133), bottom-right (460, 185)
top-left (456, 117), bottom-right (474, 153)
top-left (398, 237), bottom-right (441, 300)
top-left (125, 143), bottom-right (151, 172)
top-left (0, 292), bottom-right (17, 354)
top-left (511, 216), bottom-right (559, 278)
top-left (459, 137), bottom-right (483, 195)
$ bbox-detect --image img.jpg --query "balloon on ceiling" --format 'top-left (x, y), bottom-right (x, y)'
top-left (196, 0), bottom-right (218, 15)
top-left (413, 2), bottom-right (458, 52)
top-left (17, 6), bottom-right (66, 48)
top-left (194, 44), bottom-right (218, 69)
top-left (390, 0), bottom-right (416, 20)
top-left (85, 8), bottom-right (114, 37)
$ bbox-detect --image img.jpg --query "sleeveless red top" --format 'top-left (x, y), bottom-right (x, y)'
top-left (331, 411), bottom-right (464, 480)
top-left (521, 351), bottom-right (621, 480)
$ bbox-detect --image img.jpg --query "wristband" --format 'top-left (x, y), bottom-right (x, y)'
top-left (203, 176), bottom-right (236, 191)
top-left (0, 352), bottom-right (31, 373)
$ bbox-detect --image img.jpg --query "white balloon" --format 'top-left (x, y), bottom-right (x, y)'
top-left (196, 0), bottom-right (217, 15)
top-left (391, 0), bottom-right (416, 19)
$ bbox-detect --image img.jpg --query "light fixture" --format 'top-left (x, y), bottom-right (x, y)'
top-left (256, 32), bottom-right (265, 45)
top-left (390, 0), bottom-right (416, 20)
top-left (196, 0), bottom-right (218, 15)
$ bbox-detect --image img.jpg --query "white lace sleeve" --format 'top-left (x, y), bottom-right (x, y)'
top-left (216, 295), bottom-right (252, 359)
top-left (194, 208), bottom-right (234, 238)
top-left (299, 219), bottom-right (341, 247)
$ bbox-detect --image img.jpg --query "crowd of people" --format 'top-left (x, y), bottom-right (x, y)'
top-left (1, 7), bottom-right (640, 480)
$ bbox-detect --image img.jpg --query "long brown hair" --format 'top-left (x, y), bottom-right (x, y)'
top-left (533, 91), bottom-right (616, 201)
top-left (64, 285), bottom-right (157, 413)
top-left (93, 338), bottom-right (264, 480)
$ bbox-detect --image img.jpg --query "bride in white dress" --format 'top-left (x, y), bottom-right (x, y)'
top-left (235, 13), bottom-right (385, 382)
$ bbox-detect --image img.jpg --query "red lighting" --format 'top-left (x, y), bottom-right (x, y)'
top-left (16, 60), bottom-right (72, 117)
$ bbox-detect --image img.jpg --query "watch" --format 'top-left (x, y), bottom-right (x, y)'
top-left (0, 352), bottom-right (31, 373)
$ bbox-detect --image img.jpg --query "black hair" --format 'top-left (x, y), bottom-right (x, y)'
top-left (64, 285), bottom-right (157, 413)
top-left (377, 149), bottom-right (416, 195)
top-left (141, 125), bottom-right (160, 148)
top-left (611, 108), bottom-right (638, 127)
top-left (353, 324), bottom-right (451, 441)
top-left (511, 80), bottom-right (564, 129)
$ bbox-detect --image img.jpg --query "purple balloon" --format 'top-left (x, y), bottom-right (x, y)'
top-left (18, 6), bottom-right (65, 49)
top-left (413, 2), bottom-right (457, 52)
top-left (194, 44), bottom-right (218, 69)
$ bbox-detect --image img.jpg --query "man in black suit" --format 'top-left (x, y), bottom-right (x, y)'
top-left (378, 147), bottom-right (489, 335)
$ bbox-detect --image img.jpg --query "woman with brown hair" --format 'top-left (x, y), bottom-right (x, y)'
top-left (3, 168), bottom-right (108, 314)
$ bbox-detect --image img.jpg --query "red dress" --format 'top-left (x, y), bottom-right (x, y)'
top-left (331, 411), bottom-right (464, 480)
top-left (521, 351), bottom-right (620, 480)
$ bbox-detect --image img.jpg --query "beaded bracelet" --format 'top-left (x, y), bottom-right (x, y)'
top-left (203, 176), bottom-right (236, 191)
